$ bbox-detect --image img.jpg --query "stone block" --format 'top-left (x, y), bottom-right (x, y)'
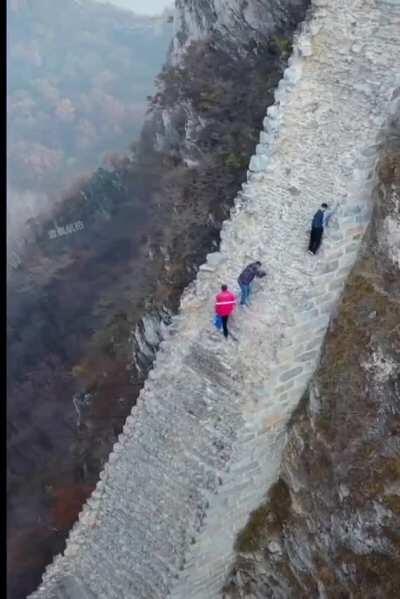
top-left (276, 348), bottom-right (297, 362)
top-left (206, 252), bottom-right (224, 267)
top-left (256, 143), bottom-right (269, 156)
top-left (279, 366), bottom-right (303, 382)
top-left (280, 336), bottom-right (294, 348)
top-left (249, 154), bottom-right (269, 172)
top-left (275, 379), bottom-right (295, 394)
top-left (296, 350), bottom-right (319, 363)
top-left (291, 315), bottom-right (329, 341)
top-left (305, 334), bottom-right (325, 350)
top-left (344, 241), bottom-right (360, 254)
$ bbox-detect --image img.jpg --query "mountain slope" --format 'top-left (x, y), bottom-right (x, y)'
top-left (7, 0), bottom-right (172, 241)
top-left (7, 1), bottom-right (308, 597)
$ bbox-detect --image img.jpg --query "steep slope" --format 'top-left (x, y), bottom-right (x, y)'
top-left (31, 1), bottom-right (400, 597)
top-left (224, 109), bottom-right (400, 599)
top-left (7, 1), bottom-right (307, 597)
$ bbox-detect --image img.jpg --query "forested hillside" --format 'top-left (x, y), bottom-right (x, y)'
top-left (7, 0), bottom-right (172, 238)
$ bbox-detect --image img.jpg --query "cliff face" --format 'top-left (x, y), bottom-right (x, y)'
top-left (8, 1), bottom-right (308, 596)
top-left (172, 0), bottom-right (307, 50)
top-left (224, 116), bottom-right (400, 598)
top-left (153, 0), bottom-right (308, 162)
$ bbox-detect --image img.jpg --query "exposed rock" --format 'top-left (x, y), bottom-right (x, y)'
top-left (7, 0), bottom-right (308, 595)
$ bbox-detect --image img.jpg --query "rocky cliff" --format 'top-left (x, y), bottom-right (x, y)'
top-left (224, 107), bottom-right (400, 599)
top-left (31, 1), bottom-right (400, 597)
top-left (8, 1), bottom-right (308, 596)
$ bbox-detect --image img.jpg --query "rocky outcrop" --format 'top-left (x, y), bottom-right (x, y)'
top-left (153, 0), bottom-right (308, 161)
top-left (31, 1), bottom-right (400, 598)
top-left (171, 0), bottom-right (307, 58)
top-left (224, 113), bottom-right (400, 599)
top-left (8, 0), bottom-right (309, 594)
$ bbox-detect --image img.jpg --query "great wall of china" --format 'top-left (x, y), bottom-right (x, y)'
top-left (31, 1), bottom-right (400, 597)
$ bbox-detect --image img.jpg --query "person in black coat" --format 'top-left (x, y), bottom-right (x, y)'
top-left (237, 261), bottom-right (266, 306)
top-left (308, 203), bottom-right (335, 255)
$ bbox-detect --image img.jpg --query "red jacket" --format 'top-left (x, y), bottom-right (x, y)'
top-left (215, 290), bottom-right (237, 317)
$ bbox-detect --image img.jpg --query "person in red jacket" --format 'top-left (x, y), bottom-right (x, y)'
top-left (215, 284), bottom-right (237, 338)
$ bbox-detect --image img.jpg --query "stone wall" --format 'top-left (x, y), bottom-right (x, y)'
top-left (31, 0), bottom-right (400, 597)
top-left (223, 103), bottom-right (400, 599)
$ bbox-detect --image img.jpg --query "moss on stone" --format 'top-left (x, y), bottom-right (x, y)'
top-left (383, 494), bottom-right (400, 513)
top-left (271, 35), bottom-right (292, 58)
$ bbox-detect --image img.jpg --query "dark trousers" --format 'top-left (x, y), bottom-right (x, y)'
top-left (309, 227), bottom-right (323, 254)
top-left (221, 315), bottom-right (229, 338)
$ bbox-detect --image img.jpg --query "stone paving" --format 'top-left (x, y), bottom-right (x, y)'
top-left (31, 1), bottom-right (400, 597)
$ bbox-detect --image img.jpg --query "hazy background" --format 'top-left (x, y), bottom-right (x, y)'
top-left (7, 1), bottom-right (174, 597)
top-left (7, 0), bottom-right (173, 262)
top-left (94, 0), bottom-right (171, 14)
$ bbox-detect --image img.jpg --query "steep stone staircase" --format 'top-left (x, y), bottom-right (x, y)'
top-left (31, 1), bottom-right (400, 597)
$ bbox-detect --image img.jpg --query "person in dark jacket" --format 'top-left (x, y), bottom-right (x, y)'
top-left (237, 261), bottom-right (266, 306)
top-left (308, 203), bottom-right (331, 255)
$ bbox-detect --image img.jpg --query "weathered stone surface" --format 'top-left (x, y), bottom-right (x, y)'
top-left (224, 93), bottom-right (400, 599)
top-left (31, 1), bottom-right (400, 598)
